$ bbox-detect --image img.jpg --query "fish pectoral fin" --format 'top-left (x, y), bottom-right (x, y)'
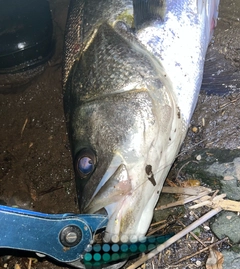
top-left (202, 47), bottom-right (240, 95)
top-left (84, 164), bottom-right (132, 214)
top-left (133, 0), bottom-right (166, 30)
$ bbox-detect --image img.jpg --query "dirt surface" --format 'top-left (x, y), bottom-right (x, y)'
top-left (0, 1), bottom-right (78, 268)
top-left (0, 1), bottom-right (240, 269)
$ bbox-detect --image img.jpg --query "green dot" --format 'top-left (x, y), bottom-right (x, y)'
top-left (112, 253), bottom-right (120, 261)
top-left (139, 243), bottom-right (147, 252)
top-left (120, 243), bottom-right (128, 252)
top-left (93, 253), bottom-right (101, 261)
top-left (148, 237), bottom-right (156, 244)
top-left (84, 253), bottom-right (92, 262)
top-left (102, 253), bottom-right (111, 262)
top-left (156, 236), bottom-right (168, 244)
top-left (83, 261), bottom-right (92, 268)
top-left (130, 244), bottom-right (137, 252)
top-left (93, 261), bottom-right (101, 267)
top-left (148, 243), bottom-right (155, 251)
top-left (112, 243), bottom-right (119, 252)
top-left (120, 252), bottom-right (128, 260)
top-left (102, 243), bottom-right (110, 252)
top-left (93, 244), bottom-right (101, 252)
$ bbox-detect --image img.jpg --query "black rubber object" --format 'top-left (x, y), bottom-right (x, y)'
top-left (0, 0), bottom-right (54, 74)
top-left (0, 0), bottom-right (55, 91)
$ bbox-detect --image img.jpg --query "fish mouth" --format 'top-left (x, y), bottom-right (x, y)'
top-left (83, 155), bottom-right (159, 242)
top-left (84, 162), bottom-right (132, 215)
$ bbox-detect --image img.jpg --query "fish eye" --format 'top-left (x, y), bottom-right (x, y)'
top-left (75, 148), bottom-right (96, 178)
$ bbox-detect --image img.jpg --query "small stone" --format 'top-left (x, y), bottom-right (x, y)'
top-left (196, 155), bottom-right (201, 161)
top-left (192, 126), bottom-right (199, 133)
top-left (224, 175), bottom-right (235, 181)
top-left (203, 225), bottom-right (210, 231)
top-left (196, 260), bottom-right (202, 267)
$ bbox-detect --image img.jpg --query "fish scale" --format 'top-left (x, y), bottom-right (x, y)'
top-left (136, 0), bottom-right (220, 126)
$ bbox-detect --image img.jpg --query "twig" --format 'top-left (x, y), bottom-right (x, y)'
top-left (21, 118), bottom-right (28, 138)
top-left (216, 199), bottom-right (240, 211)
top-left (189, 193), bottom-right (227, 210)
top-left (219, 93), bottom-right (240, 109)
top-left (150, 219), bottom-right (166, 227)
top-left (127, 207), bottom-right (222, 269)
top-left (171, 237), bottom-right (229, 265)
top-left (155, 190), bottom-right (211, 211)
top-left (162, 186), bottom-right (212, 195)
top-left (177, 219), bottom-right (206, 247)
top-left (28, 258), bottom-right (32, 269)
top-left (147, 223), bottom-right (168, 236)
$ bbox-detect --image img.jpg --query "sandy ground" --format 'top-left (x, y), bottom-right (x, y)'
top-left (0, 0), bottom-right (240, 269)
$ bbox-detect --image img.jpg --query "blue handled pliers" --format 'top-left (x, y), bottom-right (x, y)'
top-left (0, 204), bottom-right (108, 268)
top-left (0, 205), bottom-right (173, 268)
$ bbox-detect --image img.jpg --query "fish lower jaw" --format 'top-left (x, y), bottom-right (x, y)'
top-left (103, 189), bottom-right (159, 243)
top-left (104, 213), bottom-right (150, 244)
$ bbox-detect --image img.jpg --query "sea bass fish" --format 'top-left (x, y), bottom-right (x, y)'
top-left (63, 0), bottom-right (220, 241)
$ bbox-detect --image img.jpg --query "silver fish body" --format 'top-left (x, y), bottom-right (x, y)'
top-left (63, 0), bottom-right (220, 241)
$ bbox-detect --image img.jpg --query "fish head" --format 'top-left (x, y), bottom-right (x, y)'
top-left (72, 93), bottom-right (182, 241)
top-left (67, 22), bottom-right (184, 241)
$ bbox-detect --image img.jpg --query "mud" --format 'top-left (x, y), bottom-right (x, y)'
top-left (0, 0), bottom-right (240, 269)
top-left (0, 1), bottom-right (77, 268)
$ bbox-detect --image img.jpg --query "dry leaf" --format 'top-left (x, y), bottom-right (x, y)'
top-left (206, 248), bottom-right (224, 269)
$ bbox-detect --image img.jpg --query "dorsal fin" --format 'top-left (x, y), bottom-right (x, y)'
top-left (133, 0), bottom-right (166, 29)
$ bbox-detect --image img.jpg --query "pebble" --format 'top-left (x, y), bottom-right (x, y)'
top-left (196, 260), bottom-right (202, 267)
top-left (195, 155), bottom-right (201, 161)
top-left (224, 175), bottom-right (235, 181)
top-left (192, 126), bottom-right (199, 133)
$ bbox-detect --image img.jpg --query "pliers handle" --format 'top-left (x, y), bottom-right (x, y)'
top-left (0, 205), bottom-right (108, 268)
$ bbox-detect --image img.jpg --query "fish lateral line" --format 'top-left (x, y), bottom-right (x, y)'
top-left (76, 86), bottom-right (156, 104)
